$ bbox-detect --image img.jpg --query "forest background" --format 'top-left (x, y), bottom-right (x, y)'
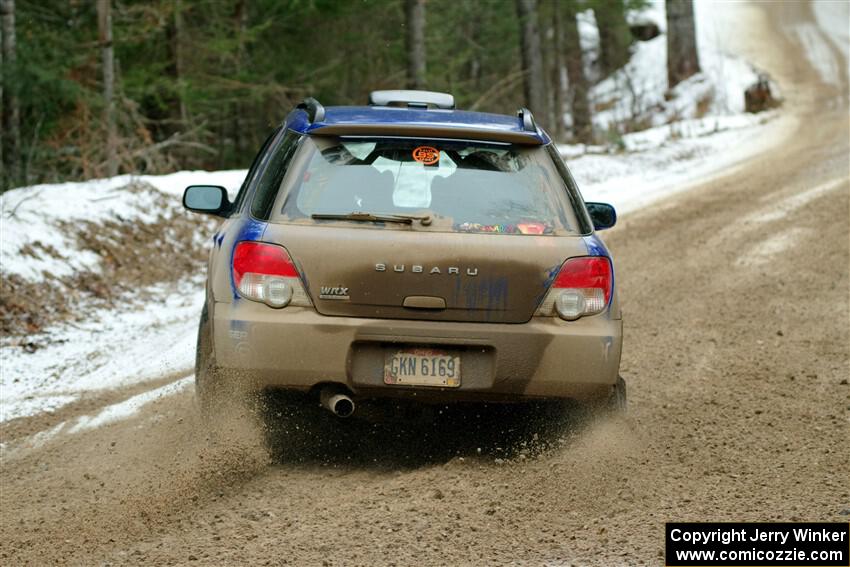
top-left (0, 0), bottom-right (702, 191)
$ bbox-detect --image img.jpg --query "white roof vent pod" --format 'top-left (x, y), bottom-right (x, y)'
top-left (368, 90), bottom-right (455, 109)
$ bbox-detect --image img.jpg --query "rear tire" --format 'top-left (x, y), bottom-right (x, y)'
top-left (608, 375), bottom-right (627, 412)
top-left (195, 303), bottom-right (250, 423)
top-left (194, 304), bottom-right (219, 421)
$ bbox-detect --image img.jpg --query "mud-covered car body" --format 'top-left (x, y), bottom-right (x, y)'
top-left (184, 91), bottom-right (623, 416)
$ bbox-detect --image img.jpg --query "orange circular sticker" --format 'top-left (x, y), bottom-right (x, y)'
top-left (412, 146), bottom-right (440, 165)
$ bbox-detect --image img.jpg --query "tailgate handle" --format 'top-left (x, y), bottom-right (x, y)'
top-left (403, 296), bottom-right (446, 310)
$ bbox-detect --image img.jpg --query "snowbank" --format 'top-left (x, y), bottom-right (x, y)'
top-left (557, 0), bottom-right (793, 212)
top-left (1, 278), bottom-right (203, 422)
top-left (560, 110), bottom-right (782, 214)
top-left (589, 0), bottom-right (764, 132)
top-left (812, 0), bottom-right (850, 56)
top-left (1, 170), bottom-right (245, 422)
top-left (806, 0), bottom-right (850, 89)
top-left (0, 170), bottom-right (246, 281)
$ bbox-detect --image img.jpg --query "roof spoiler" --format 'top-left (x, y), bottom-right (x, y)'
top-left (369, 90), bottom-right (455, 109)
top-left (309, 123), bottom-right (544, 145)
top-left (517, 107), bottom-right (537, 133)
top-left (296, 97), bottom-right (325, 122)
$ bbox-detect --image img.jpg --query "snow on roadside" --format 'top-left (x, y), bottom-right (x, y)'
top-left (561, 111), bottom-right (783, 214)
top-left (812, 0), bottom-right (850, 57)
top-left (1, 377), bottom-right (193, 458)
top-left (805, 0), bottom-right (849, 90)
top-left (68, 376), bottom-right (193, 434)
top-left (558, 0), bottom-right (791, 213)
top-left (0, 170), bottom-right (247, 426)
top-left (590, 1), bottom-right (765, 133)
top-left (0, 170), bottom-right (245, 281)
top-left (0, 278), bottom-right (204, 423)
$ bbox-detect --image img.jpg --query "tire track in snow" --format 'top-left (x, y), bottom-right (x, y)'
top-left (0, 376), bottom-right (193, 461)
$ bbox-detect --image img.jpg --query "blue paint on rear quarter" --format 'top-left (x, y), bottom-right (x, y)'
top-left (583, 234), bottom-right (615, 307)
top-left (534, 262), bottom-right (564, 307)
top-left (229, 218), bottom-right (268, 299)
top-left (583, 233), bottom-right (610, 258)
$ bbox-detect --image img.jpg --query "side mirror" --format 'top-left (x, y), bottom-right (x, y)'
top-left (586, 202), bottom-right (617, 230)
top-left (183, 185), bottom-right (231, 217)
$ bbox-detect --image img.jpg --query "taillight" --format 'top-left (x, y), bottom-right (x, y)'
top-left (232, 242), bottom-right (310, 308)
top-left (537, 257), bottom-right (612, 320)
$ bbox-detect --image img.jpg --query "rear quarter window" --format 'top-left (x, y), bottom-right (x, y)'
top-left (250, 130), bottom-right (302, 220)
top-left (231, 126), bottom-right (282, 214)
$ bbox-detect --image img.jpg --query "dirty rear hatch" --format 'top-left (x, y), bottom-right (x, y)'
top-left (262, 224), bottom-right (588, 323)
top-left (262, 135), bottom-right (589, 323)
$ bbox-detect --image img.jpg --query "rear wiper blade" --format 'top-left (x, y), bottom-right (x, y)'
top-left (311, 211), bottom-right (432, 226)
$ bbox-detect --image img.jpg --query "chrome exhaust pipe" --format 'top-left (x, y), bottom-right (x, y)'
top-left (320, 387), bottom-right (355, 418)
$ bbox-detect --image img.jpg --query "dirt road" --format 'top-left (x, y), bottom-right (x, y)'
top-left (2, 3), bottom-right (848, 565)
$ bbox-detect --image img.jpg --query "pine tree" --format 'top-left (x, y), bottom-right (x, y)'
top-left (0, 0), bottom-right (570, 187)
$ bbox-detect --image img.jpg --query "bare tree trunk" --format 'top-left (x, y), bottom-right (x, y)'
top-left (465, 15), bottom-right (481, 91)
top-left (538, 1), bottom-right (555, 130)
top-left (0, 11), bottom-right (4, 188)
top-left (551, 0), bottom-right (566, 141)
top-left (97, 0), bottom-right (118, 177)
top-left (165, 0), bottom-right (187, 131)
top-left (1, 0), bottom-right (20, 189)
top-left (405, 0), bottom-right (426, 89)
top-left (666, 0), bottom-right (700, 88)
top-left (173, 0), bottom-right (187, 125)
top-left (515, 0), bottom-right (547, 123)
top-left (563, 4), bottom-right (592, 141)
top-left (595, 0), bottom-right (631, 76)
top-left (233, 0), bottom-right (248, 159)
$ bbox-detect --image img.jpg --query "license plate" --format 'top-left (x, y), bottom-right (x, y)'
top-left (384, 348), bottom-right (461, 387)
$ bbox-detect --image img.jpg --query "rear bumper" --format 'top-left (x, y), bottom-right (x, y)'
top-left (212, 300), bottom-right (622, 402)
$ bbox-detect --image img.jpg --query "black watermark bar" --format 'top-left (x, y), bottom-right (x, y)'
top-left (666, 523), bottom-right (849, 566)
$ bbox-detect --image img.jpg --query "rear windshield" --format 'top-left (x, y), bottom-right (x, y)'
top-left (270, 136), bottom-right (580, 235)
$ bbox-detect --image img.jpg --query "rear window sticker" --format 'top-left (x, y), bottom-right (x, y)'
top-left (412, 146), bottom-right (440, 165)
